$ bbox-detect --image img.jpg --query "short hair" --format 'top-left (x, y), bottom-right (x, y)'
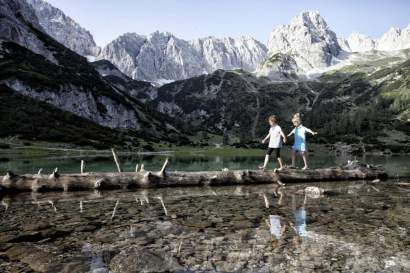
top-left (292, 113), bottom-right (301, 123)
top-left (268, 115), bottom-right (278, 123)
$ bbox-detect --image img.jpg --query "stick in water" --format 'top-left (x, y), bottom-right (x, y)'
top-left (48, 200), bottom-right (57, 212)
top-left (81, 160), bottom-right (85, 174)
top-left (262, 193), bottom-right (269, 208)
top-left (111, 200), bottom-right (119, 220)
top-left (111, 148), bottom-right (122, 173)
top-left (177, 240), bottom-right (183, 254)
top-left (1, 200), bottom-right (9, 212)
top-left (156, 196), bottom-right (168, 216)
top-left (142, 191), bottom-right (149, 204)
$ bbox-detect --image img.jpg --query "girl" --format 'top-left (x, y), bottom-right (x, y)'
top-left (260, 115), bottom-right (287, 171)
top-left (288, 114), bottom-right (317, 170)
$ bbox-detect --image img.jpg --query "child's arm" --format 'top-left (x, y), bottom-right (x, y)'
top-left (305, 127), bottom-right (318, 135)
top-left (280, 130), bottom-right (287, 143)
top-left (287, 128), bottom-right (295, 137)
top-left (261, 132), bottom-right (270, 144)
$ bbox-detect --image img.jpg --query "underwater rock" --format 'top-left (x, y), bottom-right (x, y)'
top-left (110, 247), bottom-right (182, 273)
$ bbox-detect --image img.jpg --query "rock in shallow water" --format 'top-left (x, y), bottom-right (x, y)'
top-left (110, 247), bottom-right (182, 273)
top-left (6, 243), bottom-right (55, 272)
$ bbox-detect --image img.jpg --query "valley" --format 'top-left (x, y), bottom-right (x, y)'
top-left (0, 2), bottom-right (409, 273)
top-left (0, 0), bottom-right (408, 155)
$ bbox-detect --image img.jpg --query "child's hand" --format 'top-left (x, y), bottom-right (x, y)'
top-left (313, 132), bottom-right (318, 136)
top-left (261, 139), bottom-right (266, 144)
top-left (283, 138), bottom-right (287, 144)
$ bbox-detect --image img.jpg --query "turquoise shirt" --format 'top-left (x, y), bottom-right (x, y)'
top-left (295, 208), bottom-right (307, 237)
top-left (292, 125), bottom-right (307, 152)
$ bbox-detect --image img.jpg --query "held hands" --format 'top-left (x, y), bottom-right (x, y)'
top-left (261, 139), bottom-right (266, 144)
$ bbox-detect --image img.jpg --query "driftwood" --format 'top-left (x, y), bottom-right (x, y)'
top-left (111, 148), bottom-right (122, 173)
top-left (0, 158), bottom-right (388, 194)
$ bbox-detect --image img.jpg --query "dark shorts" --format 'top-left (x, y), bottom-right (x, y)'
top-left (266, 148), bottom-right (281, 158)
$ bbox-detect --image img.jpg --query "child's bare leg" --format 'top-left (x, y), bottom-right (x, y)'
top-left (301, 152), bottom-right (308, 170)
top-left (291, 150), bottom-right (296, 167)
top-left (278, 190), bottom-right (284, 205)
top-left (303, 192), bottom-right (307, 207)
top-left (261, 155), bottom-right (270, 169)
top-left (277, 157), bottom-right (284, 170)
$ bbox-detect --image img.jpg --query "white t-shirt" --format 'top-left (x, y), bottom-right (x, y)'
top-left (269, 215), bottom-right (282, 240)
top-left (268, 125), bottom-right (283, 148)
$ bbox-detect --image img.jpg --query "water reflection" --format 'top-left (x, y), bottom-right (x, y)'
top-left (266, 186), bottom-right (310, 253)
top-left (1, 149), bottom-right (409, 178)
top-left (293, 194), bottom-right (308, 239)
top-left (1, 182), bottom-right (410, 272)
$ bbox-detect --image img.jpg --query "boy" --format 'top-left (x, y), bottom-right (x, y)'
top-left (260, 115), bottom-right (287, 171)
top-left (287, 113), bottom-right (317, 170)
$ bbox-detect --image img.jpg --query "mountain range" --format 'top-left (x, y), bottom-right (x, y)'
top-left (0, 0), bottom-right (190, 149)
top-left (24, 0), bottom-right (410, 83)
top-left (99, 32), bottom-right (267, 82)
top-left (0, 0), bottom-right (409, 152)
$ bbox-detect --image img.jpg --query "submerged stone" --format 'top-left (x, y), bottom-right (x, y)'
top-left (110, 247), bottom-right (182, 273)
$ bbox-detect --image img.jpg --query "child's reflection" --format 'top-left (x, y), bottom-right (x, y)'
top-left (266, 186), bottom-right (310, 249)
top-left (268, 214), bottom-right (286, 240)
top-left (292, 193), bottom-right (308, 238)
top-left (266, 185), bottom-right (288, 248)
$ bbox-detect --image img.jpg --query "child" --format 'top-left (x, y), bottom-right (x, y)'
top-left (287, 113), bottom-right (317, 170)
top-left (260, 115), bottom-right (287, 171)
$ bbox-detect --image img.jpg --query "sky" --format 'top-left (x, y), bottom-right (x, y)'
top-left (46, 0), bottom-right (410, 47)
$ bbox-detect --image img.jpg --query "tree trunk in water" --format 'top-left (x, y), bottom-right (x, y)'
top-left (0, 159), bottom-right (388, 194)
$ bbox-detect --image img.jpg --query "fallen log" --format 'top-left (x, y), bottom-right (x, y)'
top-left (0, 159), bottom-right (388, 194)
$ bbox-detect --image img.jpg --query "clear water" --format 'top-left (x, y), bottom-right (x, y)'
top-left (0, 149), bottom-right (410, 272)
top-left (0, 148), bottom-right (409, 178)
top-left (1, 182), bottom-right (410, 272)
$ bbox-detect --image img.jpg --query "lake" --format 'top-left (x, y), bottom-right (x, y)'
top-left (0, 148), bottom-right (410, 272)
top-left (0, 146), bottom-right (409, 178)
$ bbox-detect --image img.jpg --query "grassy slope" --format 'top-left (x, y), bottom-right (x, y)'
top-left (375, 59), bottom-right (410, 121)
top-left (320, 52), bottom-right (410, 122)
top-left (308, 54), bottom-right (410, 151)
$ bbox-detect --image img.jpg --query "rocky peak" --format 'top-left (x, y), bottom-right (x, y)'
top-left (99, 32), bottom-right (267, 82)
top-left (377, 25), bottom-right (410, 51)
top-left (265, 11), bottom-right (341, 75)
top-left (25, 0), bottom-right (100, 56)
top-left (1, 0), bottom-right (40, 28)
top-left (347, 32), bottom-right (376, 52)
top-left (0, 0), bottom-right (58, 63)
top-left (337, 37), bottom-right (351, 52)
top-left (291, 11), bottom-right (329, 33)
